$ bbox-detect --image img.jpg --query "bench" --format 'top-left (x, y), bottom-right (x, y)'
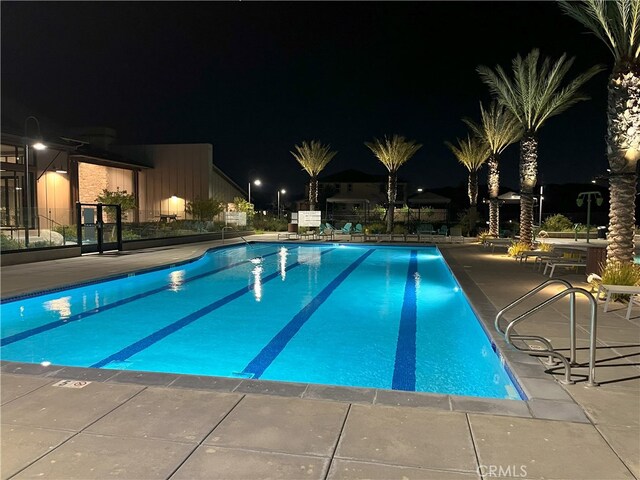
top-left (596, 284), bottom-right (640, 319)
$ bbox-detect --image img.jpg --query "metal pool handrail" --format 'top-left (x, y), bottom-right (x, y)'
top-left (503, 287), bottom-right (599, 387)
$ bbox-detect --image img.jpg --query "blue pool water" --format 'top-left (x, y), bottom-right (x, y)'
top-left (0, 243), bottom-right (522, 400)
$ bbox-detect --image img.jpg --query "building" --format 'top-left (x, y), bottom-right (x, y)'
top-left (1, 115), bottom-right (244, 246)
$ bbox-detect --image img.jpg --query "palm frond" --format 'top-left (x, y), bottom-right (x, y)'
top-left (479, 48), bottom-right (604, 132)
top-left (445, 135), bottom-right (490, 172)
top-left (290, 140), bottom-right (337, 177)
top-left (559, 0), bottom-right (640, 62)
top-left (463, 101), bottom-right (523, 155)
top-left (364, 134), bottom-right (422, 173)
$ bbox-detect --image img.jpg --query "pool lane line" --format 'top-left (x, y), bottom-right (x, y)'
top-left (242, 248), bottom-right (375, 379)
top-left (392, 249), bottom-right (418, 391)
top-left (0, 245), bottom-right (287, 347)
top-left (90, 247), bottom-right (338, 369)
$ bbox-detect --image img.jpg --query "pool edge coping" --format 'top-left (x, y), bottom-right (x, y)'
top-left (0, 240), bottom-right (592, 423)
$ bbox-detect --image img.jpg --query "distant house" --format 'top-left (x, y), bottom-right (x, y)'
top-left (296, 169), bottom-right (408, 221)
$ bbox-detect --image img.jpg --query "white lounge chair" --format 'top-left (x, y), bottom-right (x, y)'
top-left (543, 258), bottom-right (587, 277)
top-left (596, 283), bottom-right (640, 320)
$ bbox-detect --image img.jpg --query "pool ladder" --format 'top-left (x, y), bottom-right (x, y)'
top-left (495, 279), bottom-right (599, 386)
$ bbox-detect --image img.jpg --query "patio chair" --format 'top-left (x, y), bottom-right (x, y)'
top-left (596, 283), bottom-right (640, 319)
top-left (350, 223), bottom-right (365, 241)
top-left (417, 223), bottom-right (435, 241)
top-left (437, 225), bottom-right (448, 236)
top-left (318, 224), bottom-right (334, 240)
top-left (333, 222), bottom-right (353, 236)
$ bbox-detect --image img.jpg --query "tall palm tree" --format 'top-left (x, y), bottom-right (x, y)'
top-left (365, 135), bottom-right (422, 233)
top-left (478, 49), bottom-right (604, 246)
top-left (559, 0), bottom-right (640, 265)
top-left (445, 135), bottom-right (490, 211)
top-left (464, 102), bottom-right (523, 237)
top-left (290, 140), bottom-right (337, 211)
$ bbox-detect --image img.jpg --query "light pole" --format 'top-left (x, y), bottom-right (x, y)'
top-left (538, 185), bottom-right (544, 227)
top-left (277, 189), bottom-right (286, 218)
top-left (24, 116), bottom-right (47, 246)
top-left (248, 178), bottom-right (261, 206)
top-left (576, 191), bottom-right (603, 243)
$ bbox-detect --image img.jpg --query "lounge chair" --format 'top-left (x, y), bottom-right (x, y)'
top-left (449, 226), bottom-right (463, 243)
top-left (596, 283), bottom-right (640, 319)
top-left (543, 257), bottom-right (587, 277)
top-left (437, 225), bottom-right (448, 236)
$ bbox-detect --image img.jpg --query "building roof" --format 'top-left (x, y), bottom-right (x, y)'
top-left (407, 191), bottom-right (451, 205)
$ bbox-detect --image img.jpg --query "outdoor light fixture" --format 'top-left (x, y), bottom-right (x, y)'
top-left (248, 178), bottom-right (261, 205)
top-left (277, 188), bottom-right (286, 218)
top-left (55, 168), bottom-right (67, 174)
top-left (171, 194), bottom-right (178, 201)
top-left (417, 187), bottom-right (423, 192)
top-left (576, 191), bottom-right (603, 243)
top-left (23, 115), bottom-right (47, 246)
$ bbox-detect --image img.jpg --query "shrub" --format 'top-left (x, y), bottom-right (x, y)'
top-left (477, 229), bottom-right (495, 244)
top-left (541, 214), bottom-right (574, 232)
top-left (600, 261), bottom-right (640, 300)
top-left (52, 225), bottom-right (77, 243)
top-left (95, 188), bottom-right (136, 221)
top-left (366, 222), bottom-right (386, 234)
top-left (0, 235), bottom-right (24, 251)
top-left (507, 241), bottom-right (529, 258)
top-left (185, 197), bottom-right (224, 221)
top-left (537, 241), bottom-right (554, 252)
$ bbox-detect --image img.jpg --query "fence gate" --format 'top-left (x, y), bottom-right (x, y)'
top-left (76, 203), bottom-right (122, 254)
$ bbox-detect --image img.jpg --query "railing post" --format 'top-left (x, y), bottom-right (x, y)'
top-left (76, 202), bottom-right (82, 248)
top-left (570, 292), bottom-right (577, 365)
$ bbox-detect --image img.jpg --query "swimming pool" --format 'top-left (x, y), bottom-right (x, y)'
top-left (0, 243), bottom-right (522, 400)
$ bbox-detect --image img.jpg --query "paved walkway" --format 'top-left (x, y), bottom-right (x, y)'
top-left (1, 235), bottom-right (638, 479)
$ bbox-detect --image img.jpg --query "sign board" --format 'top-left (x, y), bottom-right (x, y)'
top-left (298, 210), bottom-right (322, 227)
top-left (225, 212), bottom-right (247, 226)
top-left (290, 212), bottom-right (298, 225)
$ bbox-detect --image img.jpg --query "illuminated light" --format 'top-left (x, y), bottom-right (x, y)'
top-left (252, 264), bottom-right (263, 301)
top-left (254, 179), bottom-right (262, 186)
top-left (453, 286), bottom-right (460, 292)
top-left (171, 194), bottom-right (178, 201)
top-left (32, 142), bottom-right (47, 150)
top-left (15, 187), bottom-right (22, 190)
top-left (169, 270), bottom-right (185, 291)
top-left (40, 361), bottom-right (51, 367)
top-left (250, 257), bottom-right (263, 264)
top-left (55, 169), bottom-right (67, 174)
top-left (279, 247), bottom-right (288, 280)
top-left (44, 296), bottom-right (72, 318)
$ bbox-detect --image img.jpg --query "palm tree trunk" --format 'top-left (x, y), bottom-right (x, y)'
top-left (487, 154), bottom-right (500, 237)
top-left (519, 133), bottom-right (538, 247)
top-left (468, 171), bottom-right (478, 207)
top-left (309, 175), bottom-right (318, 211)
top-left (387, 172), bottom-right (397, 233)
top-left (606, 69), bottom-right (640, 265)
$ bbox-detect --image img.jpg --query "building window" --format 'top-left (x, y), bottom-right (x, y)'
top-left (334, 183), bottom-right (341, 193)
top-left (347, 183), bottom-right (353, 192)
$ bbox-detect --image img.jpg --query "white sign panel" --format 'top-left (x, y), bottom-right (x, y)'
top-left (225, 212), bottom-right (247, 226)
top-left (290, 212), bottom-right (298, 225)
top-left (298, 210), bottom-right (322, 227)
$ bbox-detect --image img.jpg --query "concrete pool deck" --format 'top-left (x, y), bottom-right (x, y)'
top-left (1, 234), bottom-right (638, 479)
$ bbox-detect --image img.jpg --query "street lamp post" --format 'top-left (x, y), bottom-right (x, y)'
top-left (248, 178), bottom-right (261, 206)
top-left (23, 116), bottom-right (47, 246)
top-left (277, 189), bottom-right (286, 218)
top-left (576, 191), bottom-right (603, 243)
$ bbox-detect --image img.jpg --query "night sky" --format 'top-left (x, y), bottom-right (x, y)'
top-left (1, 1), bottom-right (613, 205)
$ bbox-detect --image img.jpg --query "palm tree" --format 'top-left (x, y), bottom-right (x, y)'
top-left (558, 0), bottom-right (640, 265)
top-left (445, 135), bottom-right (490, 212)
top-left (290, 140), bottom-right (337, 211)
top-left (478, 49), bottom-right (604, 246)
top-left (464, 102), bottom-right (523, 237)
top-left (365, 135), bottom-right (422, 233)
